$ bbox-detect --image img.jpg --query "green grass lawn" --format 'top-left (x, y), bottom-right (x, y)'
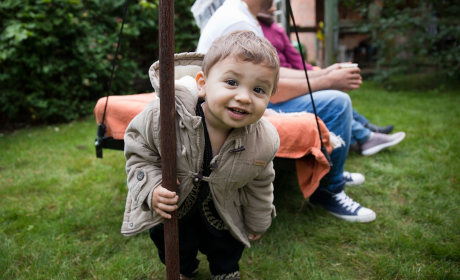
top-left (1, 75), bottom-right (459, 279)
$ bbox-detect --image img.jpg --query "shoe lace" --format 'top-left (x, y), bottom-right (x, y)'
top-left (333, 191), bottom-right (360, 212)
top-left (342, 171), bottom-right (352, 182)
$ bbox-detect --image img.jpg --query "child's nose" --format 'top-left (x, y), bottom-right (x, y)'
top-left (234, 89), bottom-right (252, 104)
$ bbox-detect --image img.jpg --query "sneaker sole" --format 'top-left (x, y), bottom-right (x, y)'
top-left (345, 181), bottom-right (364, 187)
top-left (344, 177), bottom-right (365, 187)
top-left (328, 211), bottom-right (376, 223)
top-left (362, 132), bottom-right (406, 156)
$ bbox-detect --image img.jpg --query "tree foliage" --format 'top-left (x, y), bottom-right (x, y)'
top-left (342, 0), bottom-right (460, 83)
top-left (0, 0), bottom-right (199, 126)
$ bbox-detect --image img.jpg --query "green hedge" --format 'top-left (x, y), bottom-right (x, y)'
top-left (342, 0), bottom-right (460, 85)
top-left (0, 0), bottom-right (199, 126)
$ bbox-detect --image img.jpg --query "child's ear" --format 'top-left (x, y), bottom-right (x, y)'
top-left (196, 71), bottom-right (206, 98)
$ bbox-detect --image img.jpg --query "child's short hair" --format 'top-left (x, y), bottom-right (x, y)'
top-left (202, 30), bottom-right (280, 95)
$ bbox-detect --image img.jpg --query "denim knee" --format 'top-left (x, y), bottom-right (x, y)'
top-left (330, 91), bottom-right (352, 115)
top-left (312, 90), bottom-right (352, 118)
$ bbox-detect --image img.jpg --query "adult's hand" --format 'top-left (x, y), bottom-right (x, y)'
top-left (324, 62), bottom-right (357, 74)
top-left (323, 63), bottom-right (343, 74)
top-left (326, 67), bottom-right (362, 92)
top-left (271, 65), bottom-right (362, 104)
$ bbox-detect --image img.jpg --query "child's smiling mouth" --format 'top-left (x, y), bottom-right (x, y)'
top-left (227, 107), bottom-right (249, 119)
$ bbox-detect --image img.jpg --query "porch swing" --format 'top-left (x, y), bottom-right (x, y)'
top-left (93, 0), bottom-right (333, 200)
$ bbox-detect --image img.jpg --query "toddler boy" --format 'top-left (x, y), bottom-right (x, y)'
top-left (121, 30), bottom-right (280, 280)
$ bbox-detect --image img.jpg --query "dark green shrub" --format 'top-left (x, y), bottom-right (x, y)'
top-left (0, 0), bottom-right (199, 126)
top-left (342, 0), bottom-right (460, 85)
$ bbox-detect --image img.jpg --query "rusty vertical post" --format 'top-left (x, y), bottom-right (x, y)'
top-left (159, 0), bottom-right (179, 279)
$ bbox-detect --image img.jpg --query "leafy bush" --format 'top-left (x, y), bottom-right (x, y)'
top-left (0, 0), bottom-right (199, 126)
top-left (342, 0), bottom-right (460, 84)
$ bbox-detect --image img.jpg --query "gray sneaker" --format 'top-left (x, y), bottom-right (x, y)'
top-left (365, 123), bottom-right (394, 134)
top-left (361, 132), bottom-right (406, 156)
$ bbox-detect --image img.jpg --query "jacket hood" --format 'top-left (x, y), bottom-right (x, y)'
top-left (149, 52), bottom-right (205, 99)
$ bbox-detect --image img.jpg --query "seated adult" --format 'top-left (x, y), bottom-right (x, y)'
top-left (195, 0), bottom-right (376, 223)
top-left (257, 6), bottom-right (405, 157)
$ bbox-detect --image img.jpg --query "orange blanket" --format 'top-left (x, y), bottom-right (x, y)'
top-left (94, 93), bottom-right (331, 198)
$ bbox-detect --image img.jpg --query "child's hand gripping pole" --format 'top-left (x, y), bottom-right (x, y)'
top-left (151, 181), bottom-right (180, 219)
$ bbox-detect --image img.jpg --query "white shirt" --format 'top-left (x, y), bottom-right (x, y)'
top-left (196, 0), bottom-right (263, 53)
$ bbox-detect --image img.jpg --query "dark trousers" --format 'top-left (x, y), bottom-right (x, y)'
top-left (149, 211), bottom-right (245, 278)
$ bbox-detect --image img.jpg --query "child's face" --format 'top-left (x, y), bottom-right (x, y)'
top-left (196, 57), bottom-right (276, 132)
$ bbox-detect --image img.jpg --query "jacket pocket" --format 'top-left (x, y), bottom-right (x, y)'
top-left (129, 168), bottom-right (148, 207)
top-left (228, 159), bottom-right (264, 187)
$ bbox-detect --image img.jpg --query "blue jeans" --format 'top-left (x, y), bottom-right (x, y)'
top-left (353, 109), bottom-right (369, 126)
top-left (267, 90), bottom-right (352, 193)
top-left (351, 109), bottom-right (372, 145)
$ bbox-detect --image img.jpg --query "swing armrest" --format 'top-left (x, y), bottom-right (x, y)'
top-left (95, 137), bottom-right (125, 158)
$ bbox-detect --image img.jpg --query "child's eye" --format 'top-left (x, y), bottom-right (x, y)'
top-left (226, 80), bottom-right (237, 86)
top-left (254, 87), bottom-right (266, 94)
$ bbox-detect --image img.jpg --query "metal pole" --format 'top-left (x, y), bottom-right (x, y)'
top-left (159, 0), bottom-right (180, 279)
top-left (325, 0), bottom-right (338, 66)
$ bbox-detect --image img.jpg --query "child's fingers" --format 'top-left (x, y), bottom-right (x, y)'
top-left (157, 194), bottom-right (179, 205)
top-left (156, 202), bottom-right (178, 213)
top-left (248, 233), bottom-right (262, 241)
top-left (153, 207), bottom-right (174, 219)
top-left (156, 186), bottom-right (177, 198)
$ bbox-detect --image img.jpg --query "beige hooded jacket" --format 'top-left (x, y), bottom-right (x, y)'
top-left (121, 53), bottom-right (280, 247)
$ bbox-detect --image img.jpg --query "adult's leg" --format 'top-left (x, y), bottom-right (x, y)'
top-left (353, 109), bottom-right (370, 126)
top-left (268, 91), bottom-right (376, 222)
top-left (350, 119), bottom-right (405, 155)
top-left (268, 90), bottom-right (352, 193)
top-left (353, 108), bottom-right (394, 134)
top-left (351, 119), bottom-right (372, 146)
